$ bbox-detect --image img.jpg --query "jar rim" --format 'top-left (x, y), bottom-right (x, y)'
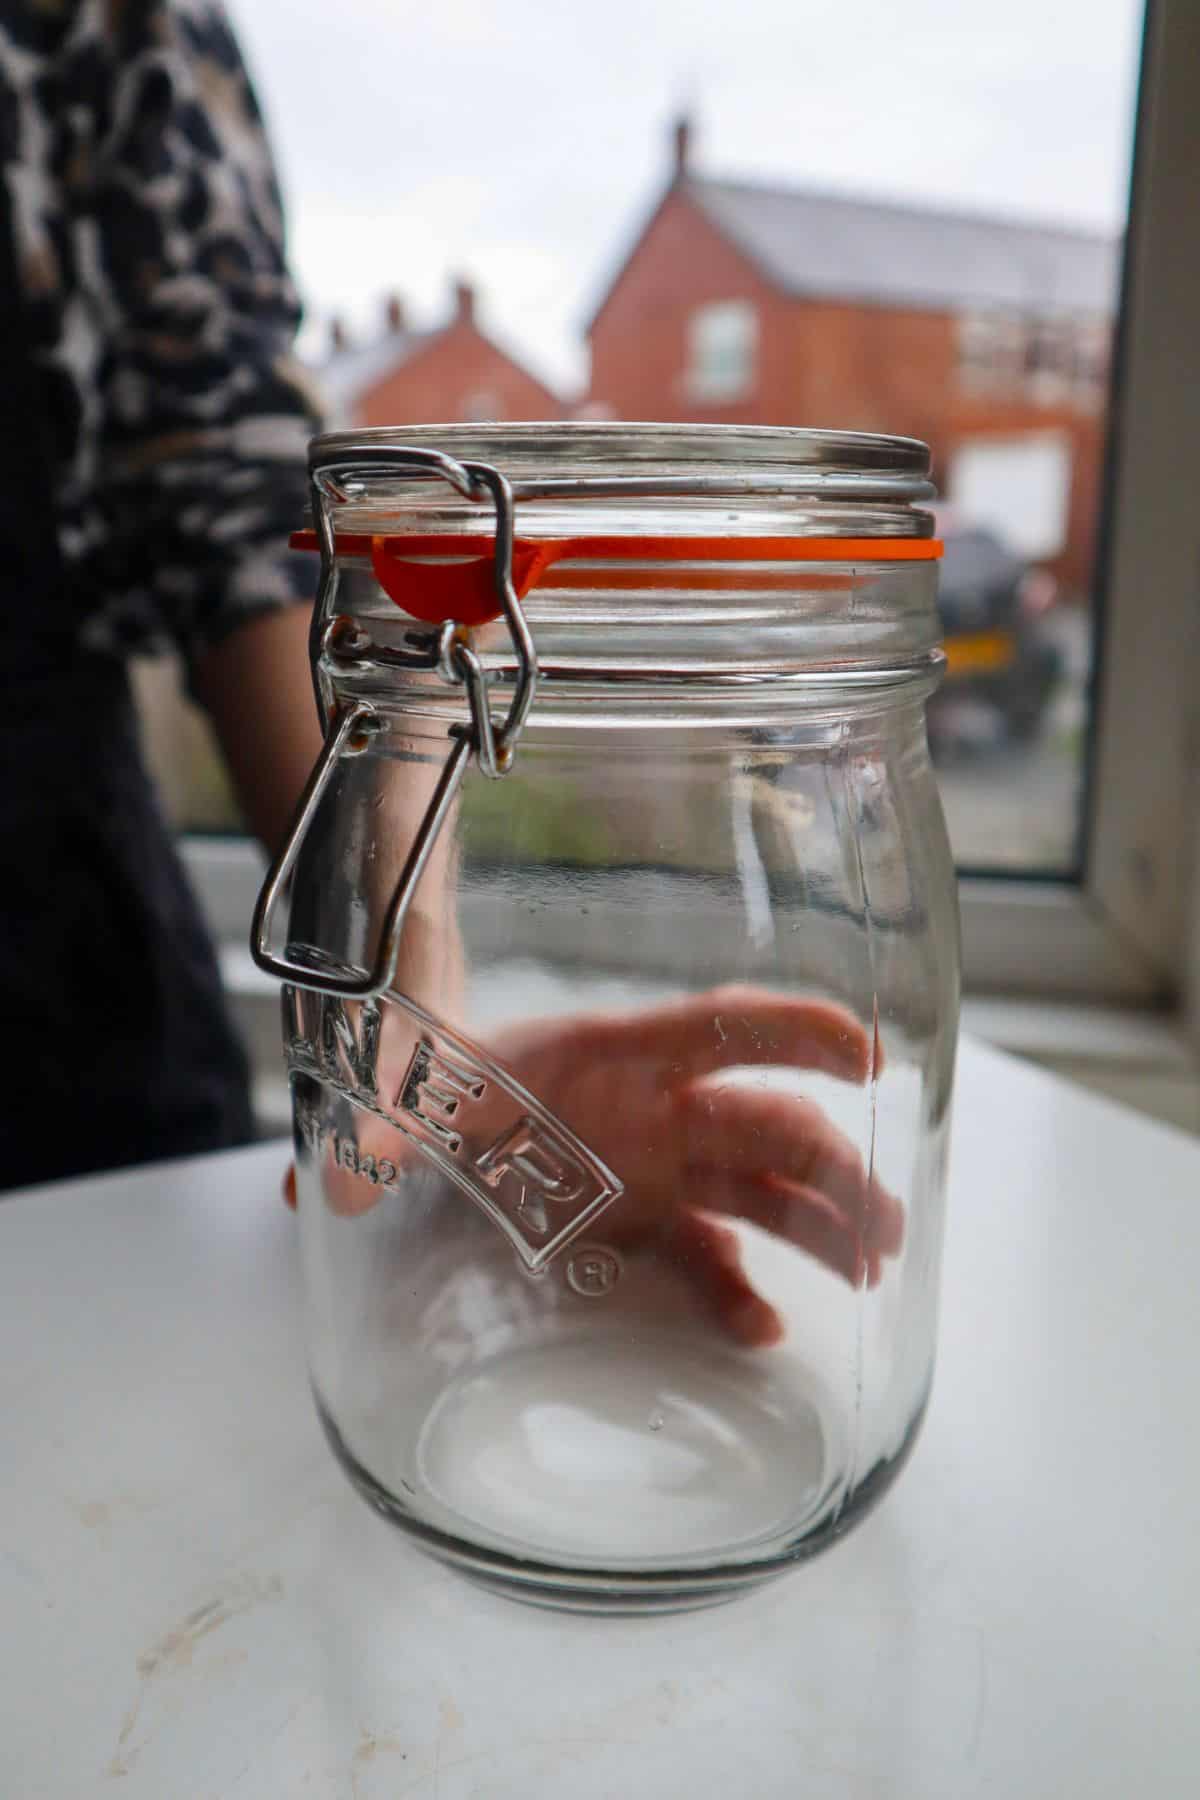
top-left (309, 421), bottom-right (934, 509)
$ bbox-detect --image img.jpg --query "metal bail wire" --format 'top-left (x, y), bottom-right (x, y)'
top-left (250, 445), bottom-right (539, 1001)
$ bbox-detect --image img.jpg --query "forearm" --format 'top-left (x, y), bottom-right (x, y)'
top-left (193, 604), bottom-right (321, 860)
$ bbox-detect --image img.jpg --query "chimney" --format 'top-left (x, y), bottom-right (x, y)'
top-left (329, 316), bottom-right (349, 354)
top-left (672, 113), bottom-right (693, 179)
top-left (384, 293), bottom-right (407, 335)
top-left (453, 278), bottom-right (476, 326)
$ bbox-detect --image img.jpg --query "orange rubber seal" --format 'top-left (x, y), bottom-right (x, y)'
top-left (289, 530), bottom-right (943, 627)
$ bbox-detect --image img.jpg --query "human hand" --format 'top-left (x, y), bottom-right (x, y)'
top-left (284, 985), bottom-right (902, 1349)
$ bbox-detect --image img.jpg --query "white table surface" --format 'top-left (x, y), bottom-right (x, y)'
top-left (3, 1035), bottom-right (1198, 1799)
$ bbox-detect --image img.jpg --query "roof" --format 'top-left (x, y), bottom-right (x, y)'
top-left (315, 319), bottom-right (565, 427)
top-left (317, 331), bottom-right (433, 418)
top-left (688, 177), bottom-right (1119, 317)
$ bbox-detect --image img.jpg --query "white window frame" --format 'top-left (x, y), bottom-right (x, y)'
top-left (961, 0), bottom-right (1200, 1005)
top-left (183, 0), bottom-right (1199, 1016)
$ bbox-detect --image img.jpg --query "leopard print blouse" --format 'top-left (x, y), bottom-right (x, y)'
top-left (0, 0), bottom-right (321, 665)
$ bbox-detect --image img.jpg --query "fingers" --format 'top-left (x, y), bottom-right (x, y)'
top-left (285, 1139), bottom-right (391, 1217)
top-left (661, 1206), bottom-right (786, 1347)
top-left (675, 1081), bottom-right (905, 1256)
top-left (586, 985), bottom-right (876, 1086)
top-left (687, 1170), bottom-right (889, 1289)
top-left (305, 1121), bottom-right (404, 1218)
top-left (322, 1158), bottom-right (391, 1217)
top-left (687, 1169), bottom-right (863, 1285)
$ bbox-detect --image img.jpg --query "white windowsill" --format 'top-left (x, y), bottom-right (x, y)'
top-left (221, 940), bottom-right (1200, 1138)
top-left (959, 997), bottom-right (1194, 1069)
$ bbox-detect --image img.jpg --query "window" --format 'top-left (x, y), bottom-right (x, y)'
top-left (1025, 318), bottom-right (1074, 404)
top-left (684, 301), bottom-right (758, 401)
top-left (1073, 318), bottom-right (1112, 406)
top-left (958, 312), bottom-right (1109, 406)
top-left (460, 389), bottom-right (503, 421)
top-left (151, 0), bottom-right (1195, 1015)
top-left (957, 311), bottom-right (1026, 393)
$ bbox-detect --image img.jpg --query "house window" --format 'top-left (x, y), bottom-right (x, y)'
top-left (1072, 318), bottom-right (1112, 406)
top-left (685, 301), bottom-right (758, 401)
top-left (460, 389), bottom-right (503, 422)
top-left (957, 311), bottom-right (1026, 393)
top-left (1025, 318), bottom-right (1074, 403)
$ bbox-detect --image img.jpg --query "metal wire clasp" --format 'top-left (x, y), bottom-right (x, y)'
top-left (250, 445), bottom-right (539, 1001)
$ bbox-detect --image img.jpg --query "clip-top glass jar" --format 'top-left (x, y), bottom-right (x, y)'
top-left (253, 423), bottom-right (959, 1612)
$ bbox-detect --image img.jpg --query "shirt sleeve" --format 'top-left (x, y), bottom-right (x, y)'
top-left (81, 0), bottom-right (322, 665)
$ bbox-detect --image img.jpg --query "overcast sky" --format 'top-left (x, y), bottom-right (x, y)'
top-left (225, 0), bottom-right (1144, 393)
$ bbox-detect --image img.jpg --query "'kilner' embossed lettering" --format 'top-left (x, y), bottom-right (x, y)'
top-left (286, 992), bottom-right (623, 1271)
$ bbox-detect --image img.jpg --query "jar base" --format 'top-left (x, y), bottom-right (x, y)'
top-left (315, 1349), bottom-right (927, 1614)
top-left (415, 1333), bottom-right (829, 1564)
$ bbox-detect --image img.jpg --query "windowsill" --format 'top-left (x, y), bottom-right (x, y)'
top-left (221, 940), bottom-right (1190, 1065)
top-left (959, 996), bottom-right (1194, 1068)
top-left (219, 942), bottom-right (1200, 1139)
top-left (962, 997), bottom-right (1200, 1134)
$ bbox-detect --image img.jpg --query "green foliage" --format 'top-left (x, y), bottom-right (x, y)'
top-left (459, 767), bottom-right (617, 866)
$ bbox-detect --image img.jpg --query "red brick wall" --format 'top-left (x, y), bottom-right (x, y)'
top-left (777, 299), bottom-right (958, 461)
top-left (588, 186), bottom-right (783, 423)
top-left (587, 184), bottom-right (1106, 593)
top-left (356, 322), bottom-right (565, 427)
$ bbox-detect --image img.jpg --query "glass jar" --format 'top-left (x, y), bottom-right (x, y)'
top-left (253, 423), bottom-right (959, 1612)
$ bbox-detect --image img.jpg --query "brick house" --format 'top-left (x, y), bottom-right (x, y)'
top-left (319, 280), bottom-right (565, 430)
top-left (586, 121), bottom-right (1119, 592)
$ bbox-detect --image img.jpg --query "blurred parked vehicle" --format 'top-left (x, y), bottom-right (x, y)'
top-left (928, 511), bottom-right (1064, 755)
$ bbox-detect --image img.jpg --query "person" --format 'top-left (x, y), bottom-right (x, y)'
top-left (1, 0), bottom-right (322, 1188)
top-left (1, 1), bottom-right (900, 1346)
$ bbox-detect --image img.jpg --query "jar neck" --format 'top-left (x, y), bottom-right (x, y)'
top-left (325, 552), bottom-right (943, 686)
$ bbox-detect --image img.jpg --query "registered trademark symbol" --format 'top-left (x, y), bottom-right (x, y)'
top-left (566, 1246), bottom-right (621, 1297)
